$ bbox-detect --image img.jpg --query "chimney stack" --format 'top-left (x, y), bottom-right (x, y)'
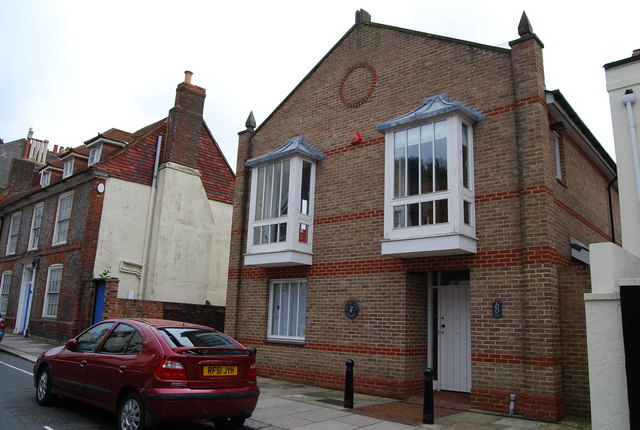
top-left (163, 71), bottom-right (206, 169)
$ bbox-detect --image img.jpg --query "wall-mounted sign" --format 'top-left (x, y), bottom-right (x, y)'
top-left (493, 300), bottom-right (503, 318)
top-left (345, 300), bottom-right (360, 319)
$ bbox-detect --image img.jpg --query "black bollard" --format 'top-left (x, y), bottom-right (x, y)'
top-left (423, 368), bottom-right (434, 424)
top-left (344, 359), bottom-right (354, 408)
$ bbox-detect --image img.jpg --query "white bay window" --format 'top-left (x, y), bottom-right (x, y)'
top-left (245, 136), bottom-right (323, 267)
top-left (377, 93), bottom-right (484, 257)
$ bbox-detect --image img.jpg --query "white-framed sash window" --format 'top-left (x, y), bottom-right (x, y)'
top-left (43, 264), bottom-right (63, 318)
top-left (6, 212), bottom-right (21, 255)
top-left (0, 270), bottom-right (11, 314)
top-left (268, 279), bottom-right (307, 344)
top-left (63, 159), bottom-right (74, 178)
top-left (28, 203), bottom-right (44, 250)
top-left (52, 192), bottom-right (74, 245)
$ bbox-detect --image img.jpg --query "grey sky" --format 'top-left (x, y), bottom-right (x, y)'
top-left (1, 1), bottom-right (637, 170)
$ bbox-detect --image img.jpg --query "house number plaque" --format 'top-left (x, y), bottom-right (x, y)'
top-left (492, 300), bottom-right (503, 318)
top-left (345, 300), bottom-right (360, 319)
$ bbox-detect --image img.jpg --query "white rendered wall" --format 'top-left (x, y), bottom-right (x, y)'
top-left (606, 59), bottom-right (640, 256)
top-left (586, 243), bottom-right (640, 430)
top-left (145, 162), bottom-right (230, 306)
top-left (205, 198), bottom-right (232, 306)
top-left (93, 178), bottom-right (151, 298)
top-left (94, 167), bottom-right (231, 306)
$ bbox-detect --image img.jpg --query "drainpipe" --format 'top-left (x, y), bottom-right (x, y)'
top-left (621, 89), bottom-right (640, 205)
top-left (607, 176), bottom-right (618, 243)
top-left (138, 135), bottom-right (163, 300)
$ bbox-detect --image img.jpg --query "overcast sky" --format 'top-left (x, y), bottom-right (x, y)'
top-left (1, 1), bottom-right (637, 170)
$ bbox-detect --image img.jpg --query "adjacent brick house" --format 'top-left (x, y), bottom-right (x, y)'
top-left (0, 72), bottom-right (235, 341)
top-left (225, 11), bottom-right (619, 421)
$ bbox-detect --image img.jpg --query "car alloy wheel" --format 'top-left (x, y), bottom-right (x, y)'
top-left (119, 392), bottom-right (146, 430)
top-left (36, 368), bottom-right (55, 406)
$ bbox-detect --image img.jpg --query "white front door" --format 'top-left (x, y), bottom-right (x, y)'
top-left (438, 285), bottom-right (471, 392)
top-left (14, 267), bottom-right (34, 335)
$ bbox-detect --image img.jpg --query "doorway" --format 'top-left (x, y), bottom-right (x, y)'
top-left (14, 267), bottom-right (34, 335)
top-left (428, 270), bottom-right (471, 393)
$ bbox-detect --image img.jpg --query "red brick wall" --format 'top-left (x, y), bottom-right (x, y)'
top-left (101, 279), bottom-right (225, 331)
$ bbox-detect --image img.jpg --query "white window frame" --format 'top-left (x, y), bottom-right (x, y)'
top-left (40, 170), bottom-right (51, 187)
top-left (0, 270), bottom-right (11, 314)
top-left (267, 279), bottom-right (307, 344)
top-left (382, 114), bottom-right (476, 256)
top-left (6, 211), bottom-right (21, 255)
top-left (42, 264), bottom-right (63, 318)
top-left (52, 191), bottom-right (74, 245)
top-left (245, 156), bottom-right (317, 266)
top-left (88, 145), bottom-right (102, 166)
top-left (553, 132), bottom-right (563, 181)
top-left (62, 159), bottom-right (74, 178)
top-left (28, 203), bottom-right (44, 251)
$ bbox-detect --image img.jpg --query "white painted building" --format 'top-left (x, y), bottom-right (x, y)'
top-left (586, 50), bottom-right (640, 430)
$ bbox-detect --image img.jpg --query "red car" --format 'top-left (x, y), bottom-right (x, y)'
top-left (33, 318), bottom-right (259, 430)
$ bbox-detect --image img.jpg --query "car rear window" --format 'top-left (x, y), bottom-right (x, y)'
top-left (157, 327), bottom-right (242, 349)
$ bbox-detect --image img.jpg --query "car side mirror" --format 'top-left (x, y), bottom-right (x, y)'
top-left (65, 338), bottom-right (78, 350)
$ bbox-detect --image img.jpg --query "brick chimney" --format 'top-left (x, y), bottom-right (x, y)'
top-left (163, 71), bottom-right (206, 169)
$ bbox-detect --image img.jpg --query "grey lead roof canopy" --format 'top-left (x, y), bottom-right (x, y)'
top-left (376, 93), bottom-right (485, 132)
top-left (246, 135), bottom-right (325, 167)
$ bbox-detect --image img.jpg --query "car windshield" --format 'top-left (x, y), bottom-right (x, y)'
top-left (157, 327), bottom-right (241, 349)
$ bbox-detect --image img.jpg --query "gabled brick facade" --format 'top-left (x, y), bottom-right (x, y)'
top-left (225, 12), bottom-right (618, 421)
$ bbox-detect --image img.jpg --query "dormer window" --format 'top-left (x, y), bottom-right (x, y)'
top-left (244, 136), bottom-right (323, 267)
top-left (377, 93), bottom-right (484, 257)
top-left (63, 159), bottom-right (74, 178)
top-left (40, 170), bottom-right (51, 187)
top-left (88, 145), bottom-right (102, 166)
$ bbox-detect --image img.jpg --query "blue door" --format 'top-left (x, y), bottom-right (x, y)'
top-left (92, 281), bottom-right (106, 324)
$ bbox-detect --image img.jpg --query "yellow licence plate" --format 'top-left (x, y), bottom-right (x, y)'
top-left (203, 365), bottom-right (238, 376)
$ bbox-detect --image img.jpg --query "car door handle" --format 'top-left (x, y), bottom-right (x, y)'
top-left (119, 366), bottom-right (127, 373)
top-left (80, 360), bottom-right (87, 367)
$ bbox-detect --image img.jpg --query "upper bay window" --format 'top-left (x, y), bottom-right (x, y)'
top-left (245, 136), bottom-right (323, 267)
top-left (377, 93), bottom-right (484, 257)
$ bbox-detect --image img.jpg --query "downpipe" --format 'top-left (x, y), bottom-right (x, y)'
top-left (621, 89), bottom-right (640, 205)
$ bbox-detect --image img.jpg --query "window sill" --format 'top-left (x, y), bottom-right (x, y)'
top-left (381, 233), bottom-right (477, 257)
top-left (266, 338), bottom-right (305, 346)
top-left (244, 249), bottom-right (312, 267)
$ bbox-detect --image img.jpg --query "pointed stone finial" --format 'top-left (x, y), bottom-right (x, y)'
top-left (518, 11), bottom-right (533, 37)
top-left (245, 111), bottom-right (256, 132)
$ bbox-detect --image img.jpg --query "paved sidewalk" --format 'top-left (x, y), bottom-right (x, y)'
top-left (0, 332), bottom-right (591, 429)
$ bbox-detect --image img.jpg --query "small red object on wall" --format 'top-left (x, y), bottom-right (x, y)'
top-left (349, 132), bottom-right (362, 145)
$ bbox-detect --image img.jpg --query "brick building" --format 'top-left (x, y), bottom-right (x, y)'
top-left (225, 11), bottom-right (619, 421)
top-left (0, 72), bottom-right (234, 341)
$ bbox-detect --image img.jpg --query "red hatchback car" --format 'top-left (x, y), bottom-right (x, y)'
top-left (33, 318), bottom-right (259, 430)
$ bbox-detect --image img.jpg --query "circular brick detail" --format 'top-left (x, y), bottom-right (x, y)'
top-left (339, 63), bottom-right (377, 108)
